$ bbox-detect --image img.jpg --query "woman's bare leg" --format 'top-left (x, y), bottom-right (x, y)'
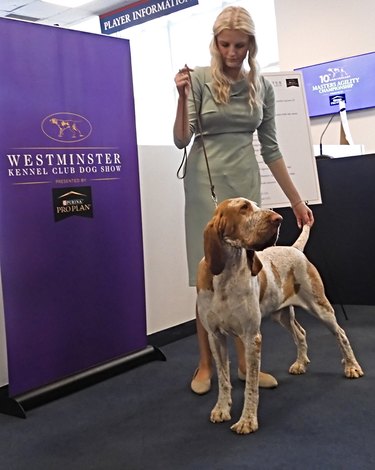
top-left (190, 305), bottom-right (213, 394)
top-left (234, 337), bottom-right (278, 388)
top-left (194, 306), bottom-right (213, 381)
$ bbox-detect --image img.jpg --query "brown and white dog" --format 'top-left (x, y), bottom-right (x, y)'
top-left (196, 197), bottom-right (363, 435)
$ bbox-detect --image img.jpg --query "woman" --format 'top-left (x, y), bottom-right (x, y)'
top-left (173, 6), bottom-right (314, 394)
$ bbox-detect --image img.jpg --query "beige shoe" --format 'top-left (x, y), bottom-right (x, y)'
top-left (238, 368), bottom-right (278, 389)
top-left (191, 368), bottom-right (211, 395)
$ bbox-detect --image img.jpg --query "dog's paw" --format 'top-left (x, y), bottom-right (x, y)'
top-left (230, 417), bottom-right (258, 435)
top-left (210, 406), bottom-right (231, 423)
top-left (289, 361), bottom-right (307, 375)
top-left (344, 363), bottom-right (364, 378)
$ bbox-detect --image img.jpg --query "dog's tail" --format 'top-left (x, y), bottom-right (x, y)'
top-left (292, 224), bottom-right (311, 252)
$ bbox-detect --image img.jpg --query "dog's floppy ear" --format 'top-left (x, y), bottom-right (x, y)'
top-left (204, 215), bottom-right (227, 275)
top-left (247, 250), bottom-right (263, 276)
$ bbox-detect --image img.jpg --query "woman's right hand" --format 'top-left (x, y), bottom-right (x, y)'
top-left (174, 66), bottom-right (193, 98)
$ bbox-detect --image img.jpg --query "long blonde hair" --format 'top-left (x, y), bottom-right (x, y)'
top-left (209, 6), bottom-right (262, 110)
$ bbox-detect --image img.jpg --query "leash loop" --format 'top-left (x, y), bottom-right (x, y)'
top-left (176, 147), bottom-right (187, 179)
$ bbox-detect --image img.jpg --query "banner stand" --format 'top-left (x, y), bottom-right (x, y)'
top-left (0, 345), bottom-right (165, 419)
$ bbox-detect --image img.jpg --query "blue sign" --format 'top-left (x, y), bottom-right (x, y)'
top-left (100, 0), bottom-right (199, 35)
top-left (296, 52), bottom-right (375, 117)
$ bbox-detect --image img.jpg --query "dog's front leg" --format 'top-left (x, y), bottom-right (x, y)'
top-left (231, 330), bottom-right (261, 434)
top-left (208, 332), bottom-right (232, 423)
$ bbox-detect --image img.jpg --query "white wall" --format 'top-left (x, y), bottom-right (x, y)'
top-left (275, 0), bottom-right (375, 154)
top-left (137, 146), bottom-right (196, 334)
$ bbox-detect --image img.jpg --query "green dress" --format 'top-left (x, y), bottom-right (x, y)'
top-left (179, 66), bottom-right (282, 286)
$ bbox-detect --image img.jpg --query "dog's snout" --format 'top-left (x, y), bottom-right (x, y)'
top-left (271, 213), bottom-right (283, 226)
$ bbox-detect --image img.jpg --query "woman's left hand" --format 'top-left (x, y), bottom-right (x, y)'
top-left (292, 201), bottom-right (314, 228)
top-left (174, 66), bottom-right (194, 98)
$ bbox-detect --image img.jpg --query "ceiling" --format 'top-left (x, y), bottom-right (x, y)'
top-left (0, 0), bottom-right (135, 28)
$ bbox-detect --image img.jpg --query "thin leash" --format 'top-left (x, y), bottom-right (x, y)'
top-left (176, 65), bottom-right (218, 208)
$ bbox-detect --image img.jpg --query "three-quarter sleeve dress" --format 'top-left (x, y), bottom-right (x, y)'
top-left (181, 66), bottom-right (282, 286)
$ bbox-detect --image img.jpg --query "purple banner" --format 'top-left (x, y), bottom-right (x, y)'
top-left (0, 18), bottom-right (147, 396)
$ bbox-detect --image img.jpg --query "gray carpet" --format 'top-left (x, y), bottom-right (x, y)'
top-left (1, 305), bottom-right (374, 469)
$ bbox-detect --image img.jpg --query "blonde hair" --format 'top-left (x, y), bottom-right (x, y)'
top-left (209, 6), bottom-right (262, 110)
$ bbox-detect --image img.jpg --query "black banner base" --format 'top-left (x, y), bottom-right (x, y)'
top-left (0, 344), bottom-right (166, 419)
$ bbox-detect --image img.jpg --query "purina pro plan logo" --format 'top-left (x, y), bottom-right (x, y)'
top-left (53, 186), bottom-right (93, 222)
